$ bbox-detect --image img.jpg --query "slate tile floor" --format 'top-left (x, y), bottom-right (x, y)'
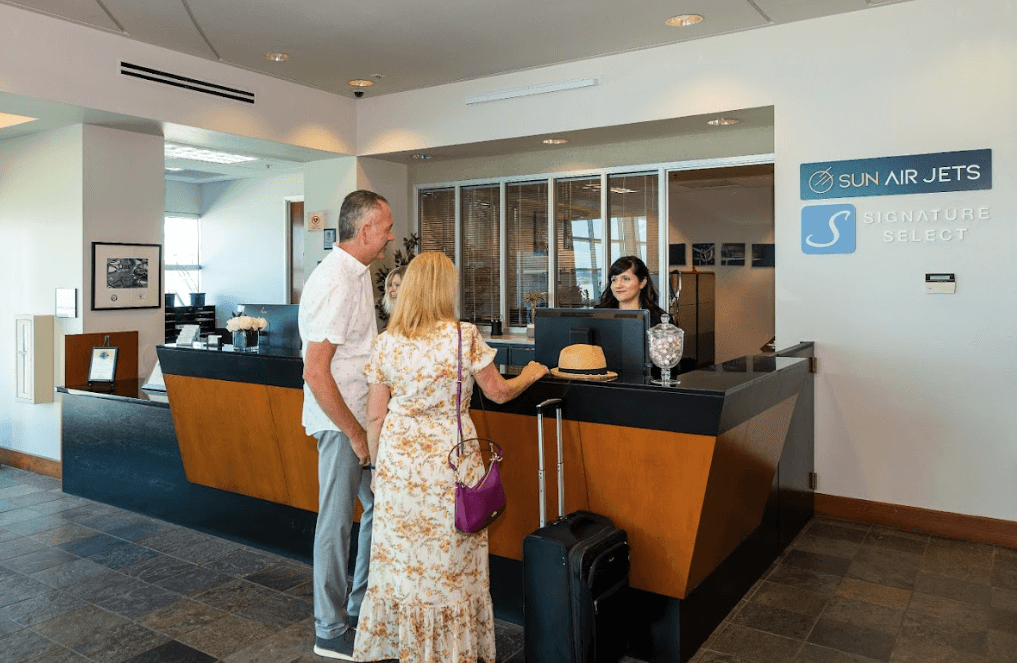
top-left (3, 465), bottom-right (1016, 663)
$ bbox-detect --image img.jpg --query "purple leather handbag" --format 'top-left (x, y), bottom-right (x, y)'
top-left (448, 323), bottom-right (507, 533)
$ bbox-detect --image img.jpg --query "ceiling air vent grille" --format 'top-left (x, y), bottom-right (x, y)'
top-left (120, 62), bottom-right (255, 104)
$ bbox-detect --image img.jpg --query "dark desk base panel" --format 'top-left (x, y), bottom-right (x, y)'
top-left (62, 386), bottom-right (811, 663)
top-left (61, 392), bottom-right (318, 566)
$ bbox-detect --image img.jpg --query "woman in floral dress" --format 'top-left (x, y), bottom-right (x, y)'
top-left (355, 252), bottom-right (547, 663)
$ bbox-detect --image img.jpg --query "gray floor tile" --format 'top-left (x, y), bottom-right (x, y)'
top-left (243, 561), bottom-right (312, 592)
top-left (29, 557), bottom-right (111, 589)
top-left (0, 588), bottom-right (89, 626)
top-left (2, 546), bottom-right (78, 575)
top-left (0, 627), bottom-right (64, 663)
top-left (97, 583), bottom-right (182, 621)
top-left (201, 547), bottom-right (278, 577)
top-left (28, 522), bottom-right (98, 546)
top-left (120, 639), bottom-right (218, 663)
top-left (1, 514), bottom-right (67, 536)
top-left (156, 566), bottom-right (232, 597)
top-left (87, 540), bottom-right (161, 569)
top-left (120, 554), bottom-right (199, 585)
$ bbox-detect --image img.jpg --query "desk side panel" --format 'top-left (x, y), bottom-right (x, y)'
top-left (165, 374), bottom-right (292, 505)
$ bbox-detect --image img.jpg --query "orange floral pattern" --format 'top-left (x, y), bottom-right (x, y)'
top-left (355, 321), bottom-right (498, 663)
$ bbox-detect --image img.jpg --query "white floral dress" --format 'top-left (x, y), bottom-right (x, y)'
top-left (355, 321), bottom-right (497, 663)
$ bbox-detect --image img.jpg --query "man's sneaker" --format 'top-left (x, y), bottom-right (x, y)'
top-left (314, 627), bottom-right (356, 660)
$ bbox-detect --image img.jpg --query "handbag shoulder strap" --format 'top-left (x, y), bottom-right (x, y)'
top-left (455, 321), bottom-right (464, 452)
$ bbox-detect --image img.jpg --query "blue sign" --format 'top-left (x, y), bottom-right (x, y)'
top-left (801, 149), bottom-right (991, 200)
top-left (802, 204), bottom-right (855, 255)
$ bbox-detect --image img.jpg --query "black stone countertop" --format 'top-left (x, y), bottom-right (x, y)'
top-left (153, 344), bottom-right (809, 437)
top-left (58, 378), bottom-right (169, 408)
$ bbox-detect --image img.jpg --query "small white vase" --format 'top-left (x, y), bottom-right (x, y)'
top-left (525, 323), bottom-right (535, 339)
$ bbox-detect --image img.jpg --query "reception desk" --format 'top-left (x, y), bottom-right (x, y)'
top-left (145, 342), bottom-right (815, 662)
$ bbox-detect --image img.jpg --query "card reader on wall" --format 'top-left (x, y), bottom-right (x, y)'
top-left (925, 273), bottom-right (956, 294)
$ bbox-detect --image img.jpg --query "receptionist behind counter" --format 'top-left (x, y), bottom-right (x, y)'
top-left (595, 255), bottom-right (666, 327)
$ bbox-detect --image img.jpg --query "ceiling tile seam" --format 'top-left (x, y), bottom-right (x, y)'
top-left (0, 0), bottom-right (126, 34)
top-left (181, 0), bottom-right (221, 61)
top-left (744, 0), bottom-right (774, 24)
top-left (93, 0), bottom-right (125, 33)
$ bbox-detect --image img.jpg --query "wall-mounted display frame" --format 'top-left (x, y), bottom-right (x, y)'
top-left (721, 243), bottom-right (745, 266)
top-left (323, 228), bottom-right (336, 249)
top-left (668, 243), bottom-right (686, 266)
top-left (752, 243), bottom-right (776, 267)
top-left (91, 242), bottom-right (162, 310)
top-left (692, 243), bottom-right (715, 266)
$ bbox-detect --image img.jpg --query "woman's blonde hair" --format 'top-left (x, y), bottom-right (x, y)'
top-left (386, 252), bottom-right (458, 339)
top-left (382, 264), bottom-right (408, 315)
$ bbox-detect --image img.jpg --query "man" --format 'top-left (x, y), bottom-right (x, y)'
top-left (299, 190), bottom-right (394, 660)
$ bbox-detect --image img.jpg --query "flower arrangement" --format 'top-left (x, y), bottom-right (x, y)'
top-left (226, 314), bottom-right (268, 332)
top-left (523, 290), bottom-right (546, 324)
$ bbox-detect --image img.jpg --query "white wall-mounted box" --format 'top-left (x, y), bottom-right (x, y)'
top-left (15, 315), bottom-right (55, 404)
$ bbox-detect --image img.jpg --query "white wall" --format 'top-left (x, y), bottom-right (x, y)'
top-left (303, 157), bottom-right (358, 279)
top-left (0, 126), bottom-right (84, 460)
top-left (669, 184), bottom-right (775, 362)
top-left (199, 172), bottom-right (303, 322)
top-left (362, 0), bottom-right (1017, 521)
top-left (0, 4), bottom-right (356, 155)
top-left (82, 126), bottom-right (166, 378)
top-left (166, 181), bottom-right (201, 217)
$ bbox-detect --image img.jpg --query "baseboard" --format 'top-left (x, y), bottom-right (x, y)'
top-left (0, 448), bottom-right (61, 479)
top-left (816, 493), bottom-right (1017, 549)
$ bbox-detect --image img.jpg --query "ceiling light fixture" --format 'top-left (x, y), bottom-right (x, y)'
top-left (707, 117), bottom-right (739, 126)
top-left (164, 144), bottom-right (258, 165)
top-left (542, 138), bottom-right (569, 145)
top-left (348, 79), bottom-right (374, 87)
top-left (666, 14), bottom-right (703, 27)
top-left (164, 167), bottom-right (184, 172)
top-left (263, 52), bottom-right (291, 62)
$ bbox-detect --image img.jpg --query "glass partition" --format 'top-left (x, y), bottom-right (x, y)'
top-left (506, 181), bottom-right (549, 327)
top-left (556, 177), bottom-right (602, 308)
top-left (608, 172), bottom-right (658, 274)
top-left (460, 185), bottom-right (501, 324)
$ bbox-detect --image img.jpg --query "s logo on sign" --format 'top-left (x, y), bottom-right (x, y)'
top-left (802, 204), bottom-right (856, 255)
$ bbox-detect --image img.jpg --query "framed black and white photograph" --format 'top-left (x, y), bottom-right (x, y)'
top-left (752, 243), bottom-right (776, 267)
top-left (323, 228), bottom-right (336, 249)
top-left (91, 242), bottom-right (162, 310)
top-left (721, 243), bottom-right (745, 266)
top-left (88, 346), bottom-right (119, 383)
top-left (692, 243), bottom-right (715, 266)
top-left (668, 243), bottom-right (686, 266)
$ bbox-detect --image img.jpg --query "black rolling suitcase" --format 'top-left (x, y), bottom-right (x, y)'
top-left (523, 398), bottom-right (630, 663)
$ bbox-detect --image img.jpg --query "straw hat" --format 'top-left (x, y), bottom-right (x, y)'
top-left (550, 344), bottom-right (618, 381)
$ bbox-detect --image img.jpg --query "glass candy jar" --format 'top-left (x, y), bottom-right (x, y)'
top-left (647, 314), bottom-right (685, 386)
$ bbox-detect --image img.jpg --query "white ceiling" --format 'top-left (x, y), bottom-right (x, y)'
top-left (0, 0), bottom-right (913, 180)
top-left (1, 0), bottom-right (911, 99)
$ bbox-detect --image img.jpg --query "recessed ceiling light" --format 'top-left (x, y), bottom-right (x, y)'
top-left (348, 79), bottom-right (374, 87)
top-left (411, 154), bottom-right (432, 160)
top-left (164, 167), bottom-right (184, 172)
top-left (707, 117), bottom-right (739, 126)
top-left (263, 52), bottom-right (291, 62)
top-left (164, 144), bottom-right (258, 165)
top-left (666, 14), bottom-right (703, 27)
top-left (542, 138), bottom-right (569, 145)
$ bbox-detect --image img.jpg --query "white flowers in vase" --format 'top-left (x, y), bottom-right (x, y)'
top-left (225, 315), bottom-right (268, 332)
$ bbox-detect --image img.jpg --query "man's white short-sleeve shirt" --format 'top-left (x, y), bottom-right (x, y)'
top-left (299, 246), bottom-right (378, 436)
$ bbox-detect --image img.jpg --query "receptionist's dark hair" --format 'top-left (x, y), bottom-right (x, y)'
top-left (597, 255), bottom-right (665, 316)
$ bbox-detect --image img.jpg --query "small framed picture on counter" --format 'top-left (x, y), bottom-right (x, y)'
top-left (88, 346), bottom-right (119, 384)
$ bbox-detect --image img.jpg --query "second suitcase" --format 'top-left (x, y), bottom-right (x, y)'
top-left (523, 398), bottom-right (630, 663)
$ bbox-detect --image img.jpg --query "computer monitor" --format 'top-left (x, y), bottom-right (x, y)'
top-left (534, 308), bottom-right (650, 380)
top-left (242, 304), bottom-right (300, 355)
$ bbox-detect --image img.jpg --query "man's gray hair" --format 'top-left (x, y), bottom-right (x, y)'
top-left (337, 190), bottom-right (388, 242)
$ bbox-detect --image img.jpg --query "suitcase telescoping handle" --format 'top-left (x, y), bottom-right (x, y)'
top-left (535, 398), bottom-right (564, 528)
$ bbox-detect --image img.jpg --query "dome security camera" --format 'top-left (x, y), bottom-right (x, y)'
top-left (354, 90), bottom-right (364, 98)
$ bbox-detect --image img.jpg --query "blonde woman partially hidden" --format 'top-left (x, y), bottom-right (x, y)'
top-left (382, 265), bottom-right (406, 315)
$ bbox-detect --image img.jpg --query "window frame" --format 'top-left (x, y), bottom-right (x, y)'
top-left (414, 153), bottom-right (774, 331)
